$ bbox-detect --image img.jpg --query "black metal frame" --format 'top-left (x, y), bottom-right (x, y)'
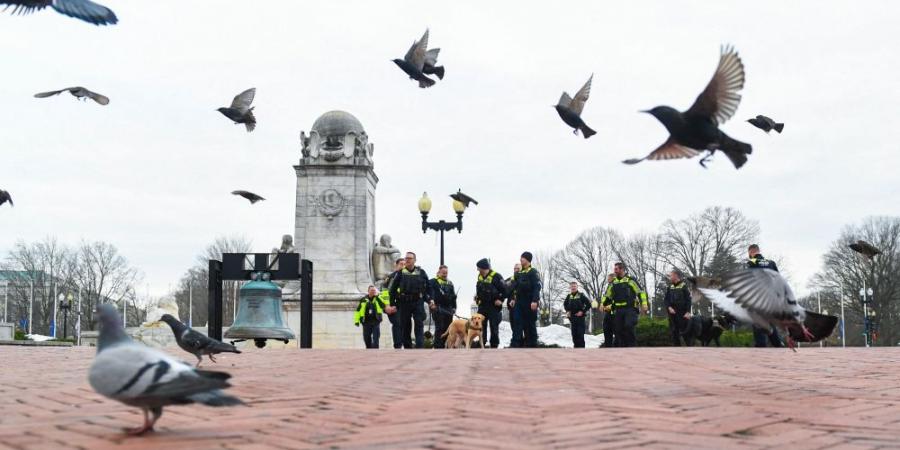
top-left (420, 211), bottom-right (463, 266)
top-left (208, 253), bottom-right (314, 348)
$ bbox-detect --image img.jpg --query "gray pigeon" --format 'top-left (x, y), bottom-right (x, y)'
top-left (554, 75), bottom-right (596, 138)
top-left (35, 86), bottom-right (109, 105)
top-left (88, 304), bottom-right (242, 436)
top-left (697, 269), bottom-right (837, 350)
top-left (159, 314), bottom-right (240, 367)
top-left (231, 190), bottom-right (265, 204)
top-left (217, 88), bottom-right (256, 132)
top-left (392, 29), bottom-right (437, 88)
top-left (848, 239), bottom-right (881, 259)
top-left (747, 115), bottom-right (784, 133)
top-left (0, 189), bottom-right (12, 207)
top-left (2, 0), bottom-right (117, 25)
top-left (450, 190), bottom-right (478, 208)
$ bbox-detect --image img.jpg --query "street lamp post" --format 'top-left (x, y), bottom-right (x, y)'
top-left (59, 294), bottom-right (71, 340)
top-left (2, 280), bottom-right (8, 323)
top-left (418, 192), bottom-right (467, 266)
top-left (859, 285), bottom-right (873, 347)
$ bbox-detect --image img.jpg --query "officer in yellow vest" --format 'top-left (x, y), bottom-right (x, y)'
top-left (563, 281), bottom-right (591, 348)
top-left (475, 258), bottom-right (507, 348)
top-left (355, 285), bottom-right (386, 349)
top-left (600, 273), bottom-right (615, 347)
top-left (603, 262), bottom-right (647, 347)
top-left (428, 265), bottom-right (457, 349)
top-left (388, 252), bottom-right (430, 349)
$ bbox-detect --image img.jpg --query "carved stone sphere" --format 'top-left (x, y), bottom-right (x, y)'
top-left (311, 110), bottom-right (364, 137)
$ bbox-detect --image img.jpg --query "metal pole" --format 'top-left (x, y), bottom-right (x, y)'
top-left (300, 259), bottom-right (313, 348)
top-left (123, 294), bottom-right (127, 328)
top-left (817, 291), bottom-right (822, 348)
top-left (3, 281), bottom-right (8, 324)
top-left (28, 279), bottom-right (34, 335)
top-left (862, 278), bottom-right (868, 347)
top-left (840, 282), bottom-right (845, 348)
top-left (232, 282), bottom-right (237, 322)
top-left (52, 283), bottom-right (58, 337)
top-left (76, 289), bottom-right (82, 346)
top-left (439, 228), bottom-right (445, 266)
top-left (188, 283), bottom-right (193, 328)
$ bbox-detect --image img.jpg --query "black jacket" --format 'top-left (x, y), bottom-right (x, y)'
top-left (748, 254), bottom-right (779, 272)
top-left (663, 282), bottom-right (692, 314)
top-left (388, 265), bottom-right (430, 305)
top-left (563, 292), bottom-right (591, 318)
top-left (475, 270), bottom-right (507, 313)
top-left (512, 266), bottom-right (541, 304)
top-left (428, 277), bottom-right (457, 312)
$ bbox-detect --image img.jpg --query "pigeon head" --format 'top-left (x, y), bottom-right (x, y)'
top-left (159, 314), bottom-right (186, 332)
top-left (642, 106), bottom-right (681, 123)
top-left (96, 303), bottom-right (130, 353)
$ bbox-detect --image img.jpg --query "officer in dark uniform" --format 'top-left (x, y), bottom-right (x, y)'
top-left (747, 244), bottom-right (784, 348)
top-left (474, 258), bottom-right (506, 348)
top-left (355, 285), bottom-right (386, 349)
top-left (663, 269), bottom-right (692, 346)
top-left (604, 262), bottom-right (647, 347)
top-left (428, 265), bottom-right (457, 349)
top-left (511, 251), bottom-right (541, 348)
top-left (388, 252), bottom-right (430, 349)
top-left (504, 263), bottom-right (521, 346)
top-left (563, 281), bottom-right (592, 348)
top-left (600, 273), bottom-right (615, 347)
top-left (383, 258), bottom-right (404, 349)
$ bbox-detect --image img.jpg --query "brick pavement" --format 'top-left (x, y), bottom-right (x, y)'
top-left (1, 346), bottom-right (899, 450)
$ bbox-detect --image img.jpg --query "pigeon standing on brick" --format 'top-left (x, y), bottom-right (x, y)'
top-left (392, 29), bottom-right (438, 88)
top-left (2, 0), bottom-right (117, 25)
top-left (34, 86), bottom-right (109, 105)
top-left (450, 190), bottom-right (478, 208)
top-left (159, 314), bottom-right (240, 367)
top-left (747, 115), bottom-right (784, 133)
top-left (217, 88), bottom-right (257, 132)
top-left (0, 189), bottom-right (12, 207)
top-left (849, 240), bottom-right (882, 259)
top-left (231, 190), bottom-right (265, 204)
top-left (554, 74), bottom-right (596, 138)
top-left (88, 304), bottom-right (242, 436)
top-left (696, 269), bottom-right (838, 351)
top-left (624, 46), bottom-right (752, 169)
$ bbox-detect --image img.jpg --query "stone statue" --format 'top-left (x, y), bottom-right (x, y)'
top-left (141, 296), bottom-right (180, 328)
top-left (372, 234), bottom-right (401, 287)
top-left (272, 234), bottom-right (301, 295)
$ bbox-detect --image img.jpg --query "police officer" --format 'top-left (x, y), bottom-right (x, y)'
top-left (664, 269), bottom-right (692, 346)
top-left (600, 274), bottom-right (615, 348)
top-left (355, 285), bottom-right (386, 349)
top-left (388, 252), bottom-right (430, 349)
top-left (604, 262), bottom-right (647, 347)
top-left (563, 282), bottom-right (591, 348)
top-left (747, 244), bottom-right (784, 348)
top-left (504, 263), bottom-right (521, 346)
top-left (428, 265), bottom-right (457, 349)
top-left (382, 258), bottom-right (404, 349)
top-left (511, 251), bottom-right (541, 348)
top-left (475, 258), bottom-right (506, 348)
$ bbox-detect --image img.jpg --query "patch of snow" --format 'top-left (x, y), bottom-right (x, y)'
top-left (26, 334), bottom-right (55, 342)
top-left (495, 321), bottom-right (604, 348)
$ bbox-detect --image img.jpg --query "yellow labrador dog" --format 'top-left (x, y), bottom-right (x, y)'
top-left (441, 313), bottom-right (485, 349)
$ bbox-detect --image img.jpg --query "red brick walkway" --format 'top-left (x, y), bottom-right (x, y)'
top-left (1, 347), bottom-right (899, 450)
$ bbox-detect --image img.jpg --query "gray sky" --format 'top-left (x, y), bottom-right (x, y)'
top-left (1, 1), bottom-right (898, 309)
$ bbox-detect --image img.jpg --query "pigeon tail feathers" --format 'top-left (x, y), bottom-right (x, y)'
top-left (773, 122), bottom-right (784, 133)
top-left (718, 132), bottom-right (751, 169)
top-left (432, 65), bottom-right (445, 79)
top-left (580, 124), bottom-right (596, 139)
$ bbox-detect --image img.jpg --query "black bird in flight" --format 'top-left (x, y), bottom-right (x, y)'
top-left (0, 189), bottom-right (12, 207)
top-left (232, 190), bottom-right (265, 204)
top-left (2, 0), bottom-right (117, 25)
top-left (34, 86), bottom-right (109, 105)
top-left (423, 48), bottom-right (445, 80)
top-left (450, 190), bottom-right (478, 208)
top-left (554, 74), bottom-right (596, 138)
top-left (217, 88), bottom-right (257, 132)
top-left (159, 314), bottom-right (241, 368)
top-left (624, 46), bottom-right (751, 169)
top-left (849, 240), bottom-right (881, 259)
top-left (747, 115), bottom-right (784, 133)
top-left (392, 29), bottom-right (438, 88)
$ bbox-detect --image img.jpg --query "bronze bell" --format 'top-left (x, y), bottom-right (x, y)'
top-left (225, 271), bottom-right (295, 348)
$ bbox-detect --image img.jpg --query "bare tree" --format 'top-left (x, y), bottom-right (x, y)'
top-left (171, 235), bottom-right (252, 327)
top-left (661, 206), bottom-right (759, 278)
top-left (71, 240), bottom-right (142, 330)
top-left (532, 249), bottom-right (566, 325)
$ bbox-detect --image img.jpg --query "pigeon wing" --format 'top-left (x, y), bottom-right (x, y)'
top-left (51, 0), bottom-right (118, 25)
top-left (34, 89), bottom-right (66, 98)
top-left (623, 138), bottom-right (700, 165)
top-left (557, 92), bottom-right (573, 108)
top-left (717, 269), bottom-right (803, 322)
top-left (569, 74), bottom-right (592, 115)
top-left (686, 45), bottom-right (745, 125)
top-left (404, 29), bottom-right (429, 70)
top-left (229, 88), bottom-right (256, 114)
top-left (88, 344), bottom-right (211, 401)
top-left (85, 89), bottom-right (109, 105)
top-left (424, 48), bottom-right (440, 66)
top-left (697, 287), bottom-right (761, 326)
top-left (180, 329), bottom-right (209, 351)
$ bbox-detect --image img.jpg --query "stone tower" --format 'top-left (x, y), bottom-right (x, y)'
top-left (294, 111), bottom-right (378, 348)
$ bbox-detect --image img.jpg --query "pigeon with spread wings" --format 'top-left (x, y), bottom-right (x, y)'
top-left (450, 190), bottom-right (478, 208)
top-left (217, 88), bottom-right (257, 132)
top-left (849, 240), bottom-right (881, 259)
top-left (696, 269), bottom-right (837, 351)
top-left (0, 189), bottom-right (12, 207)
top-left (392, 29), bottom-right (438, 88)
top-left (747, 115), bottom-right (784, 134)
top-left (34, 86), bottom-right (109, 105)
top-left (2, 0), bottom-right (117, 25)
top-left (232, 190), bottom-right (265, 204)
top-left (624, 46), bottom-right (751, 169)
top-left (554, 74), bottom-right (596, 138)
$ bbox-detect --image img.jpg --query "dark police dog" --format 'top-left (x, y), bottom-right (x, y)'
top-left (681, 314), bottom-right (736, 347)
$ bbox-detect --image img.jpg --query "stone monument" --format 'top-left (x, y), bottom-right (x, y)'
top-left (292, 111), bottom-right (380, 348)
top-left (372, 234), bottom-right (401, 289)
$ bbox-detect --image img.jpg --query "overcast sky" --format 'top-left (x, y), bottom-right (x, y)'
top-left (1, 1), bottom-right (898, 310)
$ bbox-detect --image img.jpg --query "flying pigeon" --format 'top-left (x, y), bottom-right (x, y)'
top-left (423, 48), bottom-right (445, 80)
top-left (624, 46), bottom-right (752, 169)
top-left (217, 88), bottom-right (256, 132)
top-left (159, 314), bottom-right (240, 367)
top-left (88, 304), bottom-right (242, 436)
top-left (2, 0), bottom-right (117, 25)
top-left (450, 190), bottom-right (478, 208)
top-left (231, 190), bottom-right (265, 204)
top-left (554, 74), bottom-right (596, 138)
top-left (392, 29), bottom-right (438, 88)
top-left (747, 115), bottom-right (784, 133)
top-left (0, 189), bottom-right (12, 207)
top-left (695, 269), bottom-right (838, 350)
top-left (34, 86), bottom-right (109, 105)
top-left (849, 240), bottom-right (882, 259)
